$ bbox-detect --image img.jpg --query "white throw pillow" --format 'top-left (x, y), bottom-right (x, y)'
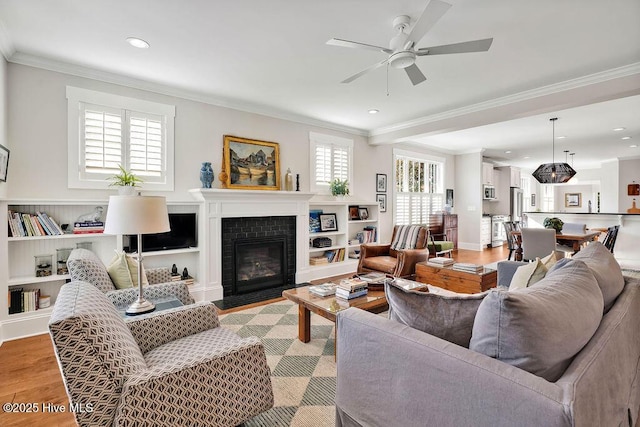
top-left (540, 251), bottom-right (557, 270)
top-left (509, 259), bottom-right (547, 290)
top-left (107, 251), bottom-right (134, 289)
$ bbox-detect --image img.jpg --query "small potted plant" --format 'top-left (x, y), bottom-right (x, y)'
top-left (543, 217), bottom-right (564, 234)
top-left (108, 165), bottom-right (143, 195)
top-left (329, 178), bottom-right (350, 198)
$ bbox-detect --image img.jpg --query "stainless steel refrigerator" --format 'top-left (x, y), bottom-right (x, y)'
top-left (510, 187), bottom-right (524, 223)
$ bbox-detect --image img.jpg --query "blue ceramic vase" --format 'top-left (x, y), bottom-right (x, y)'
top-left (200, 162), bottom-right (214, 188)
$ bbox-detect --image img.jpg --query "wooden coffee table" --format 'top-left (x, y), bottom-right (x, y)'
top-left (282, 285), bottom-right (388, 343)
top-left (415, 262), bottom-right (497, 294)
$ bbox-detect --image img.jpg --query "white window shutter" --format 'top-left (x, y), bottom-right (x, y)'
top-left (128, 112), bottom-right (164, 181)
top-left (81, 104), bottom-right (123, 178)
top-left (315, 144), bottom-right (332, 185)
top-left (394, 154), bottom-right (445, 227)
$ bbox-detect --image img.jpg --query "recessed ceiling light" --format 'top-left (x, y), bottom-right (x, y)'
top-left (368, 109), bottom-right (379, 114)
top-left (556, 136), bottom-right (567, 139)
top-left (504, 150), bottom-right (512, 154)
top-left (621, 136), bottom-right (632, 140)
top-left (631, 144), bottom-right (638, 148)
top-left (126, 37), bottom-right (150, 49)
top-left (613, 127), bottom-right (626, 131)
top-left (523, 156), bottom-right (530, 159)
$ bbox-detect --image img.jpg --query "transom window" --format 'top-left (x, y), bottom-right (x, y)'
top-left (309, 132), bottom-right (353, 194)
top-left (394, 149), bottom-right (444, 226)
top-left (67, 87), bottom-right (175, 191)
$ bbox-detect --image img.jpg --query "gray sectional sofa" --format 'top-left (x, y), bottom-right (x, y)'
top-left (335, 242), bottom-right (640, 427)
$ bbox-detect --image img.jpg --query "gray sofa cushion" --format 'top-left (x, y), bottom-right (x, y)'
top-left (385, 280), bottom-right (489, 348)
top-left (572, 241), bottom-right (624, 312)
top-left (470, 260), bottom-right (603, 382)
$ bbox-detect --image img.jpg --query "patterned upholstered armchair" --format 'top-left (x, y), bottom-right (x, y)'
top-left (66, 248), bottom-right (195, 307)
top-left (357, 225), bottom-right (430, 277)
top-left (49, 281), bottom-right (274, 427)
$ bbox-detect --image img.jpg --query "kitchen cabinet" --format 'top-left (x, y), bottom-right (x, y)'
top-left (481, 217), bottom-right (492, 248)
top-left (482, 162), bottom-right (494, 185)
top-left (510, 167), bottom-right (521, 188)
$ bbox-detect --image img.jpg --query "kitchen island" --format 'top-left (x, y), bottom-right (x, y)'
top-left (524, 212), bottom-right (640, 269)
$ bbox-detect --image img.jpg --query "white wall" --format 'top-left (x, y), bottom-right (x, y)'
top-left (619, 158), bottom-right (640, 212)
top-left (7, 63), bottom-right (456, 245)
top-left (455, 152), bottom-right (483, 250)
top-left (0, 56), bottom-right (7, 200)
top-left (8, 63), bottom-right (371, 201)
top-left (600, 159), bottom-right (620, 212)
top-left (554, 184), bottom-right (597, 213)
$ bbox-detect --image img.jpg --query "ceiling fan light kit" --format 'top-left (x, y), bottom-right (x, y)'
top-left (326, 0), bottom-right (492, 86)
top-left (532, 117), bottom-right (577, 184)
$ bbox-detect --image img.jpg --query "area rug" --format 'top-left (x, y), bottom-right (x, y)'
top-left (219, 299), bottom-right (337, 427)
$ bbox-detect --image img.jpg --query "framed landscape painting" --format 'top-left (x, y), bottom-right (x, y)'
top-left (222, 135), bottom-right (280, 190)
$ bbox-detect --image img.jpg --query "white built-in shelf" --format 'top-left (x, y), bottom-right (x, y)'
top-left (142, 247), bottom-right (200, 257)
top-left (309, 245), bottom-right (343, 253)
top-left (8, 233), bottom-right (113, 242)
top-left (348, 219), bottom-right (378, 224)
top-left (9, 274), bottom-right (70, 286)
top-left (310, 231), bottom-right (342, 238)
top-left (7, 306), bottom-right (54, 319)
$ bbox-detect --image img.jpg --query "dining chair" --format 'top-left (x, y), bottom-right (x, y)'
top-left (556, 223), bottom-right (588, 257)
top-left (503, 221), bottom-right (519, 260)
top-left (520, 228), bottom-right (557, 261)
top-left (602, 225), bottom-right (620, 253)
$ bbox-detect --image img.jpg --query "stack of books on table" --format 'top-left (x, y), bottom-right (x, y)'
top-left (73, 221), bottom-right (105, 234)
top-left (426, 257), bottom-right (455, 268)
top-left (452, 262), bottom-right (484, 273)
top-left (336, 278), bottom-right (368, 300)
top-left (309, 283), bottom-right (337, 297)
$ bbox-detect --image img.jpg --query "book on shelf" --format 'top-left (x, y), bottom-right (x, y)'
top-left (309, 256), bottom-right (329, 265)
top-left (72, 228), bottom-right (104, 234)
top-left (309, 283), bottom-right (337, 297)
top-left (8, 288), bottom-right (41, 314)
top-left (8, 210), bottom-right (65, 237)
top-left (355, 226), bottom-right (377, 244)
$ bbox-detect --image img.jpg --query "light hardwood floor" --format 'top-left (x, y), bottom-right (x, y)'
top-left (0, 247), bottom-right (508, 427)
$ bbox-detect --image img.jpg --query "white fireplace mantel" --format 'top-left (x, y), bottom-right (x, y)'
top-left (189, 189), bottom-right (316, 301)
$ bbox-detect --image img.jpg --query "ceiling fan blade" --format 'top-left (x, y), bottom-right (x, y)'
top-left (341, 59), bottom-right (389, 84)
top-left (416, 38), bottom-right (493, 56)
top-left (406, 0), bottom-right (452, 45)
top-left (404, 63), bottom-right (427, 85)
top-left (327, 38), bottom-right (393, 54)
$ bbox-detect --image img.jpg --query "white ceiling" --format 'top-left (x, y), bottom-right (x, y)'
top-left (0, 0), bottom-right (639, 170)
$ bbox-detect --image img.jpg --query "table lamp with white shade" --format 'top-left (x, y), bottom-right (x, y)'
top-left (104, 194), bottom-right (170, 315)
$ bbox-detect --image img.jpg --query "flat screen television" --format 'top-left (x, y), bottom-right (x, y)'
top-left (125, 213), bottom-right (197, 252)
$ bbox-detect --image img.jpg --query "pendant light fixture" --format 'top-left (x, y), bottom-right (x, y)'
top-left (532, 117), bottom-right (576, 184)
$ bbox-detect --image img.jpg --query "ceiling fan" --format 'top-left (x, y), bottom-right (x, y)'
top-left (327, 0), bottom-right (493, 85)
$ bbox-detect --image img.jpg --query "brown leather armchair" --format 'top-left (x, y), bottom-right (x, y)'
top-left (357, 225), bottom-right (430, 277)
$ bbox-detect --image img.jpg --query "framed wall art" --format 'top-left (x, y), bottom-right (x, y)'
top-left (376, 173), bottom-right (387, 192)
top-left (376, 193), bottom-right (387, 213)
top-left (565, 193), bottom-right (582, 208)
top-left (349, 205), bottom-right (360, 220)
top-left (319, 213), bottom-right (338, 232)
top-left (222, 135), bottom-right (280, 190)
top-left (0, 143), bottom-right (9, 182)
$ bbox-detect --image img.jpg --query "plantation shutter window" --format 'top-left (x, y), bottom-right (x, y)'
top-left (309, 132), bottom-right (354, 193)
top-left (67, 86), bottom-right (175, 191)
top-left (394, 150), bottom-right (445, 227)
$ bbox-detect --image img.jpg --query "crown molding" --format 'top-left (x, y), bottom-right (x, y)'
top-left (0, 19), bottom-right (15, 60)
top-left (369, 62), bottom-right (640, 137)
top-left (7, 51), bottom-right (368, 137)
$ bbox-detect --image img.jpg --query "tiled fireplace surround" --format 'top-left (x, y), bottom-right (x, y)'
top-left (190, 189), bottom-right (315, 302)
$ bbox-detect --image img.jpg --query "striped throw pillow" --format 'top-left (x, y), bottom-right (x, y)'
top-left (390, 225), bottom-right (423, 251)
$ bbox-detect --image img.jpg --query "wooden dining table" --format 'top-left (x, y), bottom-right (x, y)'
top-left (511, 229), bottom-right (601, 261)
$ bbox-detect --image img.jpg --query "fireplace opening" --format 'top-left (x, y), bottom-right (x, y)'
top-left (233, 236), bottom-right (287, 294)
